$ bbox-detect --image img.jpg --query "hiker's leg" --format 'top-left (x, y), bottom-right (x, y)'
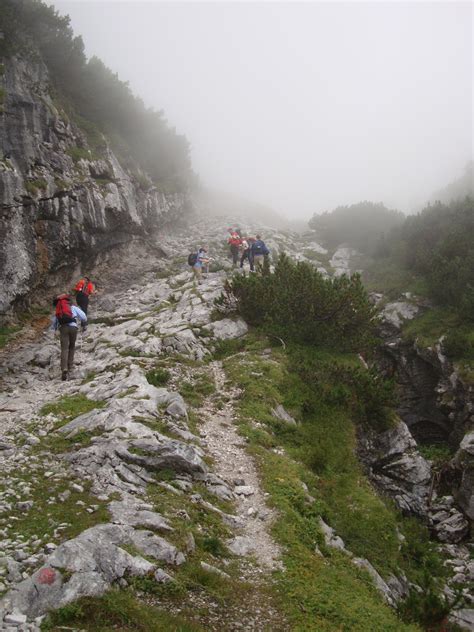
top-left (59, 326), bottom-right (69, 372)
top-left (193, 265), bottom-right (202, 283)
top-left (68, 328), bottom-right (78, 370)
top-left (231, 246), bottom-right (239, 265)
top-left (76, 292), bottom-right (88, 314)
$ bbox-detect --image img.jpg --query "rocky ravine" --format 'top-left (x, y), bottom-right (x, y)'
top-left (0, 219), bottom-right (472, 630)
top-left (0, 54), bottom-right (191, 320)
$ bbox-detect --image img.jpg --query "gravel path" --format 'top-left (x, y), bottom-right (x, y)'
top-left (199, 361), bottom-right (282, 572)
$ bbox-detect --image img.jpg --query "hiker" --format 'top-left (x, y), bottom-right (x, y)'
top-left (227, 229), bottom-right (241, 266)
top-left (191, 247), bottom-right (209, 284)
top-left (251, 234), bottom-right (270, 271)
top-left (51, 294), bottom-right (87, 381)
top-left (74, 276), bottom-right (95, 315)
top-left (240, 237), bottom-right (254, 271)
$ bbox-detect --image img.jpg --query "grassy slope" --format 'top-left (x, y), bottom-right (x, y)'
top-left (221, 333), bottom-right (448, 631)
top-left (33, 334), bottom-right (448, 631)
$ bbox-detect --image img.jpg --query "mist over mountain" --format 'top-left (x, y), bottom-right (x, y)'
top-left (54, 0), bottom-right (473, 218)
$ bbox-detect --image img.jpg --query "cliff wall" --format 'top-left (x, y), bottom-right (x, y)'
top-left (0, 55), bottom-right (191, 319)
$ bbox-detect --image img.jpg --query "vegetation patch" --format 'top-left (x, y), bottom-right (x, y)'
top-left (1, 474), bottom-right (109, 545)
top-left (66, 146), bottom-right (94, 163)
top-left (146, 367), bottom-right (171, 386)
top-left (371, 198), bottom-right (474, 318)
top-left (0, 324), bottom-right (21, 348)
top-left (40, 394), bottom-right (106, 427)
top-left (41, 589), bottom-right (203, 631)
top-left (219, 253), bottom-right (377, 352)
top-left (179, 375), bottom-right (215, 408)
top-left (221, 338), bottom-right (447, 630)
top-left (25, 178), bottom-right (48, 195)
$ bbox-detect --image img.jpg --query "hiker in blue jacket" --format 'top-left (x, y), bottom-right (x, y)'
top-left (193, 246), bottom-right (209, 284)
top-left (51, 294), bottom-right (87, 381)
top-left (251, 235), bottom-right (270, 271)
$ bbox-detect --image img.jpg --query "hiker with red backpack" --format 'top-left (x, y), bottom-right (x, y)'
top-left (52, 294), bottom-right (87, 381)
top-left (227, 229), bottom-right (242, 266)
top-left (74, 276), bottom-right (95, 315)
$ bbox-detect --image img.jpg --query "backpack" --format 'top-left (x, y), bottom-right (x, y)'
top-left (188, 252), bottom-right (198, 266)
top-left (53, 294), bottom-right (75, 325)
top-left (253, 241), bottom-right (269, 256)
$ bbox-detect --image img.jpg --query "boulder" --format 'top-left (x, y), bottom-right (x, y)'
top-left (454, 431), bottom-right (474, 519)
top-left (352, 557), bottom-right (395, 606)
top-left (208, 318), bottom-right (248, 340)
top-left (272, 404), bottom-right (297, 426)
top-left (382, 301), bottom-right (419, 329)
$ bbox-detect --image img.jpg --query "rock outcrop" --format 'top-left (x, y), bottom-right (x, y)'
top-left (0, 55), bottom-right (191, 320)
top-left (361, 298), bottom-right (473, 545)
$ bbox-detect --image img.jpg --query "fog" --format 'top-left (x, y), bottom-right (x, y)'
top-left (54, 1), bottom-right (472, 218)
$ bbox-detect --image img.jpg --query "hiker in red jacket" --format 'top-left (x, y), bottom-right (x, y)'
top-left (227, 228), bottom-right (242, 267)
top-left (74, 276), bottom-right (95, 315)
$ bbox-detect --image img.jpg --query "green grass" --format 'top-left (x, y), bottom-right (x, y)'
top-left (179, 374), bottom-right (215, 408)
top-left (0, 325), bottom-right (21, 348)
top-left (362, 259), bottom-right (428, 300)
top-left (66, 146), bottom-right (94, 163)
top-left (54, 176), bottom-right (69, 190)
top-left (146, 367), bottom-right (171, 386)
top-left (40, 394), bottom-right (105, 427)
top-left (402, 307), bottom-right (474, 384)
top-left (418, 444), bottom-right (454, 468)
top-left (31, 427), bottom-right (104, 455)
top-left (25, 178), bottom-right (48, 196)
top-left (81, 370), bottom-right (98, 384)
top-left (220, 338), bottom-right (447, 630)
top-left (402, 307), bottom-right (464, 348)
top-left (41, 589), bottom-right (204, 631)
top-left (1, 474), bottom-right (110, 544)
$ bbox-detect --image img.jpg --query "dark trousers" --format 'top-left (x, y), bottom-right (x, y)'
top-left (240, 249), bottom-right (254, 271)
top-left (60, 325), bottom-right (78, 372)
top-left (230, 244), bottom-right (239, 265)
top-left (76, 291), bottom-right (89, 314)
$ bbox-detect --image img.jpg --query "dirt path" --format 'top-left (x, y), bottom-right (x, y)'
top-left (200, 361), bottom-right (282, 572)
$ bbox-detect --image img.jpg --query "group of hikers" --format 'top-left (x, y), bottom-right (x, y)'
top-left (52, 228), bottom-right (270, 379)
top-left (227, 227), bottom-right (270, 270)
top-left (189, 228), bottom-right (270, 284)
top-left (51, 277), bottom-right (95, 381)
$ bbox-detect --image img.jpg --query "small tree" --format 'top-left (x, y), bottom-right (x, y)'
top-left (220, 254), bottom-right (378, 353)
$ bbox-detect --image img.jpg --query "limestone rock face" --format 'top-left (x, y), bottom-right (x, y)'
top-left (359, 421), bottom-right (432, 516)
top-left (0, 55), bottom-right (190, 319)
top-left (455, 432), bottom-right (474, 520)
top-left (0, 523), bottom-right (183, 618)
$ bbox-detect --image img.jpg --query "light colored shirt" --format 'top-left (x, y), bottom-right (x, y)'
top-left (194, 251), bottom-right (209, 268)
top-left (51, 305), bottom-right (87, 330)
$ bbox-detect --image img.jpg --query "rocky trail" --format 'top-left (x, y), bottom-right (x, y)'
top-left (0, 221), bottom-right (292, 631)
top-left (0, 219), bottom-right (472, 631)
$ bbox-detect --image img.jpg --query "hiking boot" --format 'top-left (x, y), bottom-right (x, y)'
top-left (61, 371), bottom-right (68, 381)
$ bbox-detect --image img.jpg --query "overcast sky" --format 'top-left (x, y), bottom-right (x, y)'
top-left (53, 1), bottom-right (473, 218)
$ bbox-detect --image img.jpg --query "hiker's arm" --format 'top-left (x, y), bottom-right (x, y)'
top-left (74, 306), bottom-right (88, 325)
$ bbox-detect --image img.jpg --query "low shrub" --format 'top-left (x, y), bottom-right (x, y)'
top-left (219, 253), bottom-right (377, 353)
top-left (146, 367), bottom-right (171, 386)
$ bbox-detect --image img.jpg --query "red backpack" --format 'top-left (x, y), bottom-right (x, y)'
top-left (53, 294), bottom-right (75, 325)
